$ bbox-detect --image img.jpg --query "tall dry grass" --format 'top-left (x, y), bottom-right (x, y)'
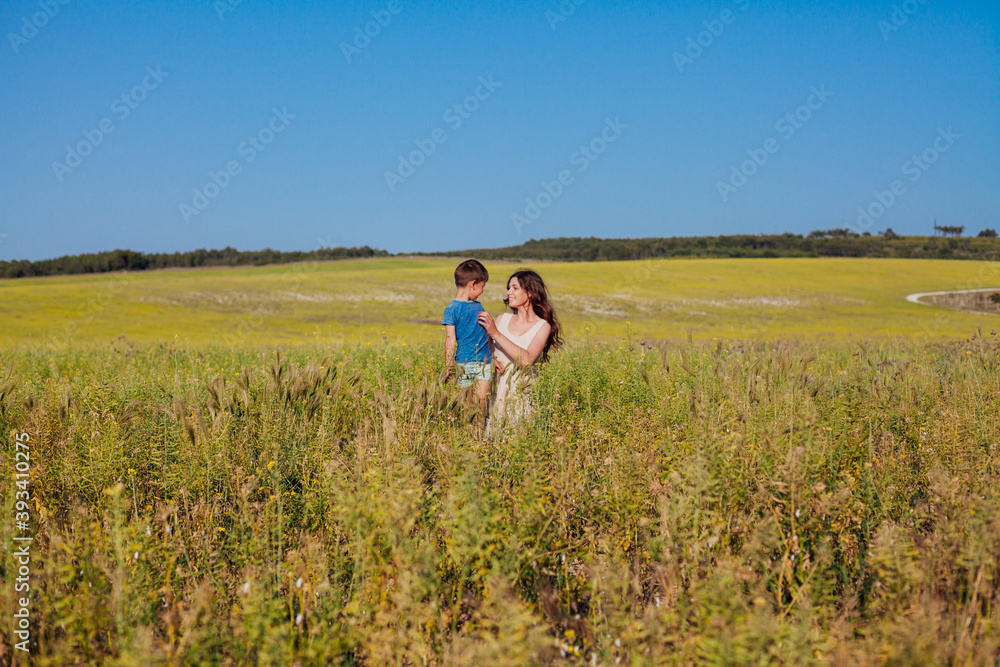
top-left (1, 331), bottom-right (1000, 665)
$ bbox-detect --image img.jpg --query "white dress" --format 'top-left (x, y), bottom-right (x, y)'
top-left (487, 313), bottom-right (547, 436)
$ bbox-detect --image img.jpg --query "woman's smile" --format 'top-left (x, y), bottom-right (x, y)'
top-left (507, 278), bottom-right (528, 307)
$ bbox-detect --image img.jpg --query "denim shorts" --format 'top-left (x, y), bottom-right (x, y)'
top-left (457, 360), bottom-right (492, 387)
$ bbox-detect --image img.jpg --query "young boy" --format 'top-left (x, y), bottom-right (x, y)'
top-left (442, 259), bottom-right (492, 417)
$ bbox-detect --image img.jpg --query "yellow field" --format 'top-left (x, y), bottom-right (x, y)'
top-left (0, 257), bottom-right (996, 347)
top-left (4, 259), bottom-right (1000, 663)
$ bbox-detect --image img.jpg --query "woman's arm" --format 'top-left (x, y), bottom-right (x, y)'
top-left (478, 312), bottom-right (550, 367)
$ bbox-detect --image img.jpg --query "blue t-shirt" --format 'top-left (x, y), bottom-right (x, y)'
top-left (442, 299), bottom-right (491, 362)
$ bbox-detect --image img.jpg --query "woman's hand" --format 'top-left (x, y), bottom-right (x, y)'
top-left (494, 357), bottom-right (506, 375)
top-left (477, 311), bottom-right (498, 337)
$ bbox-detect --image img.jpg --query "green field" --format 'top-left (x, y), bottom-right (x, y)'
top-left (3, 258), bottom-right (1000, 664)
top-left (1, 257), bottom-right (998, 347)
top-left (2, 336), bottom-right (1000, 664)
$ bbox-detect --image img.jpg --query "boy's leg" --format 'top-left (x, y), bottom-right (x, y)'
top-left (474, 377), bottom-right (491, 401)
top-left (456, 363), bottom-right (484, 428)
top-left (474, 378), bottom-right (491, 425)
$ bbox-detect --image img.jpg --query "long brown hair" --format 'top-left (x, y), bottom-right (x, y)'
top-left (503, 269), bottom-right (563, 362)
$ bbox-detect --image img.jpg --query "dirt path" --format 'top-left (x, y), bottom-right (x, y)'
top-left (906, 287), bottom-right (1000, 314)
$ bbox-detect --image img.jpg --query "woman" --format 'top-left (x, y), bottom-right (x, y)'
top-left (477, 269), bottom-right (562, 435)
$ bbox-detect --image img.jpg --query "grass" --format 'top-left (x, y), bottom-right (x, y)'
top-left (1, 257), bottom-right (999, 347)
top-left (2, 330), bottom-right (1000, 665)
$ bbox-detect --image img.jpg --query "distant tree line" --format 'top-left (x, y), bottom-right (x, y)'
top-left (5, 231), bottom-right (1000, 279)
top-left (0, 246), bottom-right (388, 279)
top-left (435, 231), bottom-right (1000, 262)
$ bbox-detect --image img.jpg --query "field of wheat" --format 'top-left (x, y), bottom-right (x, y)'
top-left (2, 323), bottom-right (1000, 664)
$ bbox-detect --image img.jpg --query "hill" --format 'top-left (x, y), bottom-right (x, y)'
top-left (3, 232), bottom-right (999, 279)
top-left (435, 233), bottom-right (1000, 262)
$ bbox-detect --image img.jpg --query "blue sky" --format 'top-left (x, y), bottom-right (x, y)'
top-left (1, 0), bottom-right (997, 261)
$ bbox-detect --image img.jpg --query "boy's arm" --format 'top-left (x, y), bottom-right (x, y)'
top-left (443, 325), bottom-right (457, 379)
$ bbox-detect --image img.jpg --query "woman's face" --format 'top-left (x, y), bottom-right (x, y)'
top-left (507, 277), bottom-right (531, 309)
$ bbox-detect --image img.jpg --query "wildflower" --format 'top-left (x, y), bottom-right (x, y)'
top-left (296, 613), bottom-right (304, 625)
top-left (133, 551), bottom-right (139, 561)
top-left (296, 577), bottom-right (303, 589)
top-left (242, 582), bottom-right (251, 594)
top-left (267, 460), bottom-right (275, 471)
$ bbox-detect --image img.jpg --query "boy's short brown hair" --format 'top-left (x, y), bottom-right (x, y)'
top-left (454, 259), bottom-right (488, 287)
